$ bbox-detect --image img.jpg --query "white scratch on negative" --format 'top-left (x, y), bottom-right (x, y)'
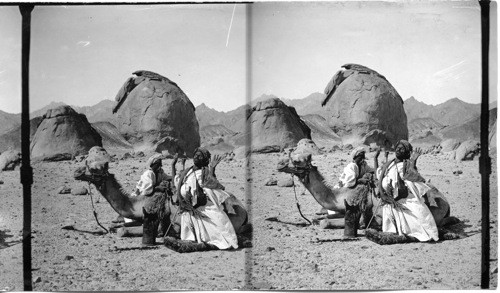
top-left (77, 41), bottom-right (91, 47)
top-left (433, 60), bottom-right (467, 77)
top-left (226, 4), bottom-right (237, 48)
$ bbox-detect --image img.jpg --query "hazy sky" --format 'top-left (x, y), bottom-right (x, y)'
top-left (252, 1), bottom-right (485, 105)
top-left (0, 2), bottom-right (493, 114)
top-left (1, 4), bottom-right (247, 113)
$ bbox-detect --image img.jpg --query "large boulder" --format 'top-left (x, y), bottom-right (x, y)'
top-left (0, 150), bottom-right (21, 171)
top-left (455, 139), bottom-right (480, 161)
top-left (233, 98), bottom-right (311, 153)
top-left (322, 64), bottom-right (408, 148)
top-left (113, 70), bottom-right (200, 157)
top-left (30, 106), bottom-right (102, 161)
top-left (440, 138), bottom-right (461, 152)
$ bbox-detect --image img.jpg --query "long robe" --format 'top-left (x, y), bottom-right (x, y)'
top-left (176, 169), bottom-right (238, 250)
top-left (378, 161), bottom-right (439, 242)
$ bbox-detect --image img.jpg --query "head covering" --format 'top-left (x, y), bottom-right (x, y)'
top-left (351, 146), bottom-right (366, 159)
top-left (395, 140), bottom-right (413, 160)
top-left (193, 147), bottom-right (211, 168)
top-left (147, 153), bottom-right (163, 168)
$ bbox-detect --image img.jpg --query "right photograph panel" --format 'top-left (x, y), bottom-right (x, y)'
top-left (247, 1), bottom-right (497, 290)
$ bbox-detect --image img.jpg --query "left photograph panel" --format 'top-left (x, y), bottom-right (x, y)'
top-left (0, 6), bottom-right (23, 292)
top-left (0, 4), bottom-right (251, 291)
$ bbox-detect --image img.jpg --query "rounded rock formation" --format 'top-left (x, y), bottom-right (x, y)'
top-left (322, 63), bottom-right (408, 148)
top-left (113, 70), bottom-right (200, 157)
top-left (30, 106), bottom-right (102, 161)
top-left (234, 98), bottom-right (311, 153)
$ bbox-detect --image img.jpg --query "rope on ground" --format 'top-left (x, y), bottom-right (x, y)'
top-left (366, 186), bottom-right (380, 229)
top-left (87, 182), bottom-right (109, 234)
top-left (291, 174), bottom-right (312, 225)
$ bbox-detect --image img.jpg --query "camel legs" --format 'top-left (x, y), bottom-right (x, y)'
top-left (142, 208), bottom-right (159, 246)
top-left (344, 200), bottom-right (361, 238)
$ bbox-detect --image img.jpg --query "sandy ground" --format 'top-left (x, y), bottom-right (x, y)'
top-left (0, 149), bottom-right (497, 290)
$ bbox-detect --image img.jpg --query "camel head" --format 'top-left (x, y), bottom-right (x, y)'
top-left (277, 152), bottom-right (313, 180)
top-left (74, 146), bottom-right (113, 184)
top-left (74, 159), bottom-right (110, 187)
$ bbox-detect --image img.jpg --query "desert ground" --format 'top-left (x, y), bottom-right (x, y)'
top-left (0, 148), bottom-right (498, 290)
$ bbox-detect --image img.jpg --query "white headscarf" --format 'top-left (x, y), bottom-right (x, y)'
top-left (146, 153), bottom-right (163, 169)
top-left (351, 146), bottom-right (366, 159)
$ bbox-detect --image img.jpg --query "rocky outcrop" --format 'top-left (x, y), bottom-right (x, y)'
top-left (200, 125), bottom-right (236, 143)
top-left (322, 64), bottom-right (408, 148)
top-left (0, 150), bottom-right (21, 171)
top-left (455, 140), bottom-right (480, 161)
top-left (30, 106), bottom-right (102, 161)
top-left (233, 98), bottom-right (311, 153)
top-left (0, 116), bottom-right (43, 153)
top-left (113, 70), bottom-right (200, 157)
top-left (91, 121), bottom-right (132, 150)
top-left (440, 138), bottom-right (461, 152)
top-left (301, 114), bottom-right (341, 148)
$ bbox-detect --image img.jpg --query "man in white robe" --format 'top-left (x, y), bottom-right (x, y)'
top-left (377, 140), bottom-right (439, 242)
top-left (175, 148), bottom-right (238, 250)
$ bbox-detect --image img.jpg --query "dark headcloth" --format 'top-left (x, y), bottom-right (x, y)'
top-left (395, 140), bottom-right (412, 160)
top-left (193, 147), bottom-right (211, 168)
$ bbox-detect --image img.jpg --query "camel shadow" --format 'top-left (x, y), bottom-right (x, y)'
top-left (264, 217), bottom-right (311, 227)
top-left (113, 246), bottom-right (160, 252)
top-left (0, 229), bottom-right (21, 249)
top-left (437, 221), bottom-right (475, 242)
top-left (311, 238), bottom-right (361, 243)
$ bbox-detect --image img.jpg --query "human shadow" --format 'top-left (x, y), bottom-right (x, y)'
top-left (0, 229), bottom-right (21, 249)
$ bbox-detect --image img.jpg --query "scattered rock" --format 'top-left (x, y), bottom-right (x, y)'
top-left (34, 276), bottom-right (42, 283)
top-left (266, 247), bottom-right (275, 251)
top-left (71, 186), bottom-right (88, 195)
top-left (277, 177), bottom-right (294, 187)
top-left (64, 255), bottom-right (74, 261)
top-left (57, 186), bottom-right (71, 194)
top-left (452, 169), bottom-right (463, 175)
top-left (135, 151), bottom-right (145, 157)
top-left (265, 178), bottom-right (277, 186)
top-left (121, 152), bottom-right (133, 160)
top-left (343, 144), bottom-right (353, 151)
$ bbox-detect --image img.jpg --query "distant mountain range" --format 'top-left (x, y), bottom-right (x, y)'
top-left (404, 96), bottom-right (481, 127)
top-left (0, 94), bottom-right (496, 152)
